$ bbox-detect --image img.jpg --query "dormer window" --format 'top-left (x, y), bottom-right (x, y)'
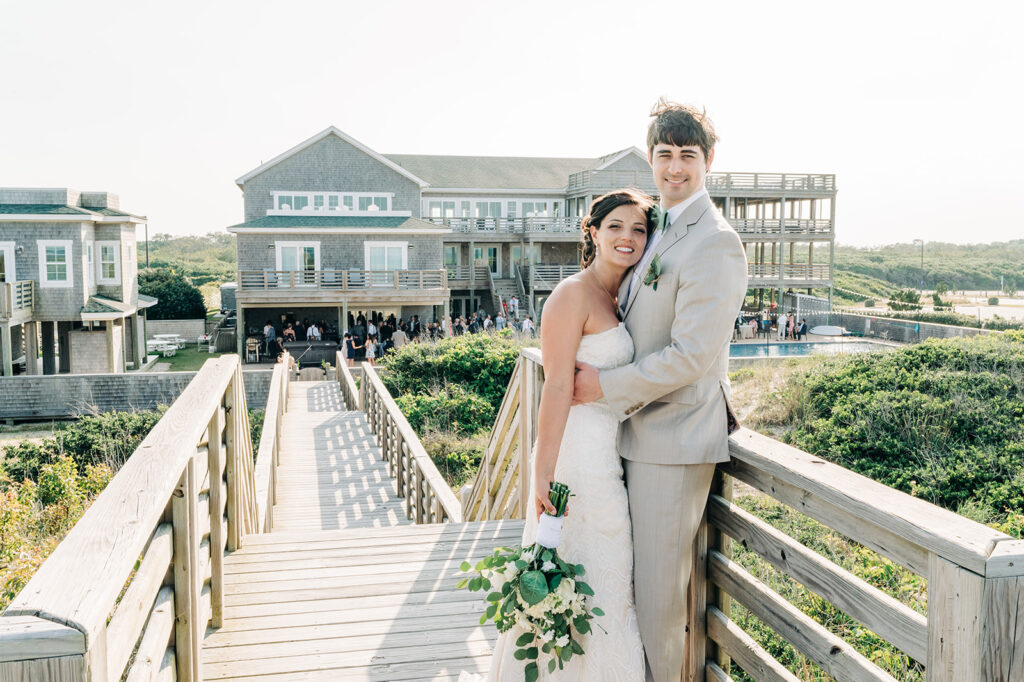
top-left (269, 191), bottom-right (404, 216)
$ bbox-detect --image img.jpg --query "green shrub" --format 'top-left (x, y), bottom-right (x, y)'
top-left (420, 430), bottom-right (488, 489)
top-left (139, 267), bottom-right (207, 320)
top-left (380, 333), bottom-right (521, 412)
top-left (863, 300), bottom-right (875, 307)
top-left (36, 456), bottom-right (84, 507)
top-left (1, 410), bottom-right (162, 483)
top-left (989, 296), bottom-right (1000, 305)
top-left (248, 409), bottom-right (265, 458)
top-left (394, 384), bottom-right (496, 437)
top-left (781, 334), bottom-right (1024, 524)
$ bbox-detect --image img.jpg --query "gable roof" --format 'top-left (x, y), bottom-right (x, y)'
top-left (235, 127), bottom-right (430, 189)
top-left (594, 146), bottom-right (648, 170)
top-left (0, 204), bottom-right (146, 221)
top-left (383, 154), bottom-right (595, 190)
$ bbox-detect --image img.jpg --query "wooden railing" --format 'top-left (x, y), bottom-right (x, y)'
top-left (446, 265), bottom-right (490, 283)
top-left (529, 264), bottom-right (580, 291)
top-left (748, 263), bottom-right (832, 281)
top-left (567, 169), bottom-right (658, 193)
top-left (425, 216), bottom-right (581, 235)
top-left (706, 172), bottom-right (837, 193)
top-left (238, 269), bottom-right (447, 292)
top-left (253, 351), bottom-right (290, 532)
top-left (359, 363), bottom-right (463, 523)
top-left (0, 355), bottom-right (260, 682)
top-left (464, 347), bottom-right (1024, 681)
top-left (0, 280), bottom-right (33, 319)
top-left (336, 350), bottom-right (360, 410)
top-left (730, 218), bottom-right (833, 235)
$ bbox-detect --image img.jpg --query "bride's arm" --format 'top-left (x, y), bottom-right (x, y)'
top-left (533, 281), bottom-right (587, 519)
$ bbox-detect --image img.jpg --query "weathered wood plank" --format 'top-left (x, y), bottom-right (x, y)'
top-left (0, 616), bottom-right (84, 663)
top-left (706, 660), bottom-right (733, 682)
top-left (980, 574), bottom-right (1024, 681)
top-left (123, 586), bottom-right (174, 682)
top-left (708, 550), bottom-right (895, 681)
top-left (725, 457), bottom-right (930, 575)
top-left (728, 429), bottom-right (1007, 575)
top-left (105, 523), bottom-right (173, 677)
top-left (4, 357), bottom-right (236, 644)
top-left (173, 460), bottom-right (202, 682)
top-left (928, 553), bottom-right (984, 681)
top-left (708, 494), bottom-right (927, 662)
top-left (707, 605), bottom-right (799, 682)
top-left (0, 654), bottom-right (86, 682)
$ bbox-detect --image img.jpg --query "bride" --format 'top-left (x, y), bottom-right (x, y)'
top-left (475, 189), bottom-right (654, 681)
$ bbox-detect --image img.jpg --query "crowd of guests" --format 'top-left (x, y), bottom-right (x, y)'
top-left (261, 318), bottom-right (333, 356)
top-left (734, 308), bottom-right (809, 341)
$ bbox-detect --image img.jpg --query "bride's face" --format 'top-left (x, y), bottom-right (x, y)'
top-left (591, 204), bottom-right (649, 269)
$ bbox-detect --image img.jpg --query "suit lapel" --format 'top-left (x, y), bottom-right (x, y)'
top-left (622, 194), bottom-right (713, 319)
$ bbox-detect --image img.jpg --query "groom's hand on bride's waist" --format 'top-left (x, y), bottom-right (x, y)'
top-left (572, 361), bottom-right (603, 405)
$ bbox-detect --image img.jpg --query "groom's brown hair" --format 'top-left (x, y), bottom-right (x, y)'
top-left (647, 98), bottom-right (718, 161)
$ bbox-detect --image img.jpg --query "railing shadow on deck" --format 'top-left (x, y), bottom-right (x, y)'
top-left (464, 347), bottom-right (1024, 682)
top-left (0, 354), bottom-right (275, 682)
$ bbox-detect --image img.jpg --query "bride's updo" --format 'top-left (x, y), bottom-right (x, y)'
top-left (579, 189), bottom-right (656, 269)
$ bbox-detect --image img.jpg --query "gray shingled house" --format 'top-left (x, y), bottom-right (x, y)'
top-left (228, 127), bottom-right (836, 360)
top-left (0, 189), bottom-right (155, 376)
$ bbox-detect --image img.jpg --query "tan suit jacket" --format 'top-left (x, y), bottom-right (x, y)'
top-left (599, 193), bottom-right (748, 465)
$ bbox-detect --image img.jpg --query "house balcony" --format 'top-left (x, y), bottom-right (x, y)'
top-left (567, 169), bottom-right (657, 195)
top-left (424, 217), bottom-right (582, 241)
top-left (522, 264), bottom-right (581, 292)
top-left (706, 172), bottom-right (836, 196)
top-left (236, 269), bottom-right (449, 306)
top-left (748, 263), bottom-right (832, 287)
top-left (0, 280), bottom-right (34, 323)
top-left (731, 218), bottom-right (833, 238)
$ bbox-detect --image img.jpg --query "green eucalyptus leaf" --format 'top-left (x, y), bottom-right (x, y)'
top-left (576, 581), bottom-right (594, 596)
top-left (514, 649), bottom-right (528, 661)
top-left (548, 658), bottom-right (557, 673)
top-left (525, 661), bottom-right (539, 682)
top-left (486, 591), bottom-right (502, 602)
top-left (456, 578), bottom-right (468, 589)
top-left (460, 560), bottom-right (471, 572)
top-left (571, 639), bottom-right (584, 655)
top-left (591, 607), bottom-right (604, 617)
top-left (485, 603), bottom-right (498, 619)
top-left (515, 632), bottom-right (535, 647)
top-left (519, 570), bottom-right (549, 605)
top-left (526, 646), bottom-right (538, 659)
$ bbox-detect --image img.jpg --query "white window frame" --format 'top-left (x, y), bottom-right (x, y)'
top-left (275, 241), bottom-right (320, 270)
top-left (0, 241), bottom-right (15, 283)
top-left (37, 239), bottom-right (74, 288)
top-left (269, 191), bottom-right (403, 216)
top-left (86, 240), bottom-right (94, 290)
top-left (96, 240), bottom-right (121, 285)
top-left (443, 244), bottom-right (460, 269)
top-left (364, 241), bottom-right (408, 270)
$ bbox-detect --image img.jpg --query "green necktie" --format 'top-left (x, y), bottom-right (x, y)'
top-left (660, 209), bottom-right (670, 232)
top-left (652, 207), bottom-right (669, 233)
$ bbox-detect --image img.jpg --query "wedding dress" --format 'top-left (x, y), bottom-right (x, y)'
top-left (464, 322), bottom-right (645, 681)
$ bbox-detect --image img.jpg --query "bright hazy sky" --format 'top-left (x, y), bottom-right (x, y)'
top-left (1, 1), bottom-right (1021, 247)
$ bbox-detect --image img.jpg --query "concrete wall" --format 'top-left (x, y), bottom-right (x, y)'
top-left (241, 134), bottom-right (422, 222)
top-left (146, 319), bottom-right (206, 341)
top-left (236, 232), bottom-right (442, 273)
top-left (803, 312), bottom-right (994, 344)
top-left (0, 368), bottom-right (273, 420)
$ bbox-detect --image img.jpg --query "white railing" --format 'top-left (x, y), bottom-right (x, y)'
top-left (706, 172), bottom-right (837, 193)
top-left (424, 216), bottom-right (581, 235)
top-left (0, 355), bottom-right (260, 682)
top-left (238, 269), bottom-right (447, 292)
top-left (730, 218), bottom-right (833, 235)
top-left (748, 263), bottom-right (831, 281)
top-left (0, 280), bottom-right (33, 319)
top-left (567, 169), bottom-right (657, 193)
top-left (446, 265), bottom-right (490, 283)
top-left (465, 347), bottom-right (1024, 681)
top-left (530, 264), bottom-right (580, 290)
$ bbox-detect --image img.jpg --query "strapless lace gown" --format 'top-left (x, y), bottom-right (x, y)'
top-left (474, 323), bottom-right (645, 681)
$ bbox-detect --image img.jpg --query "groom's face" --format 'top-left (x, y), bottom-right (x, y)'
top-left (649, 143), bottom-right (714, 209)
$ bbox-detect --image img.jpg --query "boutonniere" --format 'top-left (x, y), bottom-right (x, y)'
top-left (643, 254), bottom-right (662, 291)
top-left (650, 206), bottom-right (669, 233)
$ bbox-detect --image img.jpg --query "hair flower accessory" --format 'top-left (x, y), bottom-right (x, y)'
top-left (643, 253), bottom-right (662, 291)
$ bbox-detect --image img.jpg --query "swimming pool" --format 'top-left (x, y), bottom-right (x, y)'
top-left (729, 341), bottom-right (887, 358)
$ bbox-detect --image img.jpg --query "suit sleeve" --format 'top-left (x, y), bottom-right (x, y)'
top-left (599, 227), bottom-right (748, 421)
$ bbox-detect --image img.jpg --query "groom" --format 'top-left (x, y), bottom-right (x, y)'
top-left (573, 100), bottom-right (748, 682)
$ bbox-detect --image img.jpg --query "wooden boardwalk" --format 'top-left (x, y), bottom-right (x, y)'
top-left (201, 379), bottom-right (520, 680)
top-left (273, 381), bottom-right (409, 531)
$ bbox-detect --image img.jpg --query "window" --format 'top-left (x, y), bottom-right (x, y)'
top-left (512, 245), bottom-right (541, 265)
top-left (314, 195), bottom-right (324, 210)
top-left (328, 195), bottom-right (339, 210)
top-left (522, 201), bottom-right (549, 217)
top-left (475, 201), bottom-right (501, 218)
top-left (364, 241), bottom-right (408, 286)
top-left (358, 196), bottom-right (388, 212)
top-left (343, 196), bottom-right (354, 210)
top-left (275, 242), bottom-right (320, 287)
top-left (443, 245), bottom-right (459, 269)
top-left (461, 201), bottom-right (471, 218)
top-left (475, 245), bottom-right (499, 276)
top-left (86, 242), bottom-right (94, 289)
top-left (38, 240), bottom-right (73, 288)
top-left (0, 242), bottom-right (14, 284)
top-left (506, 202), bottom-right (517, 219)
top-left (97, 241), bottom-right (121, 285)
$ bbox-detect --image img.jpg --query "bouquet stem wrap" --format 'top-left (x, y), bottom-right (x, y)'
top-left (535, 513), bottom-right (563, 549)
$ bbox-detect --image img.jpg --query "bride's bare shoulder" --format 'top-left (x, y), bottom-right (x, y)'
top-left (541, 276), bottom-right (590, 327)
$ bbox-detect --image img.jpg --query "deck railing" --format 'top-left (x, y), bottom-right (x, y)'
top-left (238, 269), bottom-right (447, 292)
top-left (464, 347), bottom-right (1024, 681)
top-left (706, 172), bottom-right (837, 193)
top-left (425, 216), bottom-right (581, 235)
top-left (0, 355), bottom-right (261, 682)
top-left (730, 218), bottom-right (833, 235)
top-left (359, 362), bottom-right (463, 523)
top-left (0, 280), bottom-right (33, 319)
top-left (748, 263), bottom-right (831, 281)
top-left (446, 265), bottom-right (490, 283)
top-left (567, 168), bottom-right (657, 193)
top-left (252, 352), bottom-right (290, 532)
top-left (336, 350), bottom-right (361, 411)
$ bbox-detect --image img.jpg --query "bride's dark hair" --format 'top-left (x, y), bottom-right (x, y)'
top-left (580, 189), bottom-right (656, 268)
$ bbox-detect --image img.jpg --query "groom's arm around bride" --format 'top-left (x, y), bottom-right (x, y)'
top-left (573, 99), bottom-right (747, 682)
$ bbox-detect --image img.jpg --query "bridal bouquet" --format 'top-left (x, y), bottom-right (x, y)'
top-left (457, 482), bottom-right (604, 682)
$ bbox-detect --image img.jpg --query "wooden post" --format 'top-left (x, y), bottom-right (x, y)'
top-left (172, 460), bottom-right (202, 682)
top-left (517, 355), bottom-right (532, 519)
top-left (1, 324), bottom-right (12, 377)
top-left (0, 617), bottom-right (87, 681)
top-left (928, 541), bottom-right (1024, 681)
top-left (207, 402), bottom-right (225, 628)
top-left (24, 320), bottom-right (38, 374)
top-left (224, 377), bottom-right (240, 552)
